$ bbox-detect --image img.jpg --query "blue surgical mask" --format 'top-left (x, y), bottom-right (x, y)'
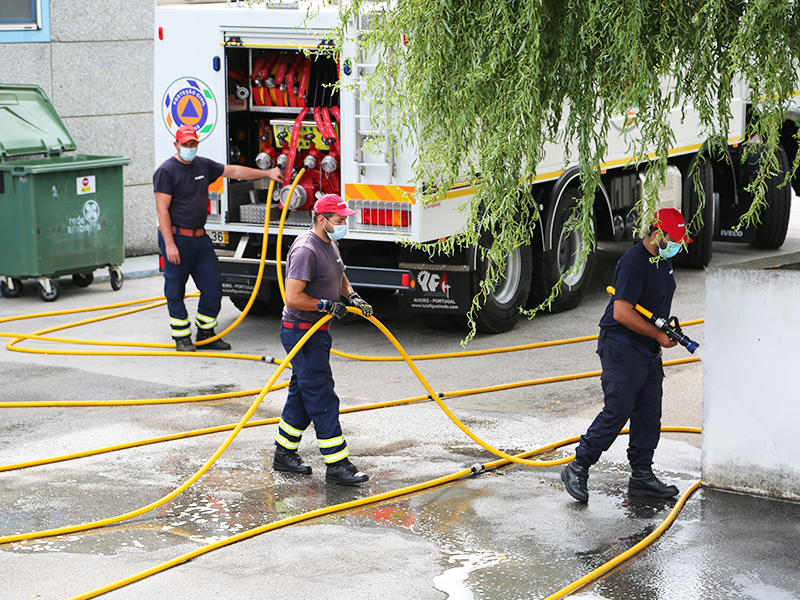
top-left (179, 146), bottom-right (197, 162)
top-left (659, 240), bottom-right (681, 259)
top-left (325, 217), bottom-right (348, 241)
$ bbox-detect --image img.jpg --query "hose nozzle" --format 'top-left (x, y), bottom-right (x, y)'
top-left (659, 316), bottom-right (700, 354)
top-left (607, 286), bottom-right (700, 354)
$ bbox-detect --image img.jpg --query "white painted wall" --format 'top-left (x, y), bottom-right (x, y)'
top-left (703, 255), bottom-right (800, 501)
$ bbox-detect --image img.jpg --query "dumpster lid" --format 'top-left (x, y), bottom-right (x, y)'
top-left (0, 84), bottom-right (77, 160)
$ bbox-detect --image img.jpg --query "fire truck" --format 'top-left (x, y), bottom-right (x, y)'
top-left (153, 0), bottom-right (796, 333)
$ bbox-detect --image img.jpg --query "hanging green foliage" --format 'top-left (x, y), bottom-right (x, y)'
top-left (334, 0), bottom-right (800, 338)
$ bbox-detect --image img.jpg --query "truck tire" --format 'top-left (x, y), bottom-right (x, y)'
top-left (230, 281), bottom-right (285, 316)
top-left (458, 243), bottom-right (532, 334)
top-left (674, 158), bottom-right (714, 269)
top-left (750, 146), bottom-right (792, 249)
top-left (529, 188), bottom-right (596, 312)
top-left (231, 296), bottom-right (270, 316)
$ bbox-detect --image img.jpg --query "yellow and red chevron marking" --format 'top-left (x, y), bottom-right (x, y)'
top-left (345, 183), bottom-right (416, 204)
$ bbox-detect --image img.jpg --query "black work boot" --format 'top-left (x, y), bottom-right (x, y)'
top-left (196, 327), bottom-right (231, 351)
top-left (175, 336), bottom-right (196, 352)
top-left (561, 461), bottom-right (589, 503)
top-left (273, 446), bottom-right (312, 475)
top-left (629, 469), bottom-right (679, 498)
top-left (326, 458), bottom-right (369, 486)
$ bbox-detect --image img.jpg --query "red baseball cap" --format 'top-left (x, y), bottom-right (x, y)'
top-left (654, 208), bottom-right (692, 244)
top-left (314, 194), bottom-right (357, 216)
top-left (175, 125), bottom-right (199, 144)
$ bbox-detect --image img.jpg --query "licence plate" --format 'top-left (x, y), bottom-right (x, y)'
top-left (208, 229), bottom-right (229, 245)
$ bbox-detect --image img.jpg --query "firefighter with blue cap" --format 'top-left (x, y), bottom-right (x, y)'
top-left (154, 125), bottom-right (283, 352)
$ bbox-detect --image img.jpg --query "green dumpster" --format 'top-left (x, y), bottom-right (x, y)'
top-left (0, 84), bottom-right (131, 302)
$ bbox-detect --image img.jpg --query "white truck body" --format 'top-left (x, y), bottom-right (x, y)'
top-left (154, 0), bottom-right (792, 332)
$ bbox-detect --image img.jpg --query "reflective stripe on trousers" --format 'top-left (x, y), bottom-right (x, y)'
top-left (275, 326), bottom-right (349, 463)
top-left (158, 230), bottom-right (222, 338)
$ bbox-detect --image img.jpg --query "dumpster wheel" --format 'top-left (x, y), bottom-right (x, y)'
top-left (37, 278), bottom-right (61, 302)
top-left (72, 272), bottom-right (94, 288)
top-left (0, 277), bottom-right (23, 298)
top-left (109, 266), bottom-right (124, 291)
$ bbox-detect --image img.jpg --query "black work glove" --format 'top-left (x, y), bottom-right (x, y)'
top-left (318, 298), bottom-right (348, 319)
top-left (347, 292), bottom-right (373, 317)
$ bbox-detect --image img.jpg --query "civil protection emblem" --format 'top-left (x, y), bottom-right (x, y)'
top-left (162, 77), bottom-right (217, 141)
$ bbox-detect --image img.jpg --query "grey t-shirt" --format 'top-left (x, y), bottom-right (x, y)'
top-left (281, 229), bottom-right (344, 323)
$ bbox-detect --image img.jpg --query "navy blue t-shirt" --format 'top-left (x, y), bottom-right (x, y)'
top-left (598, 241), bottom-right (676, 348)
top-left (153, 156), bottom-right (225, 229)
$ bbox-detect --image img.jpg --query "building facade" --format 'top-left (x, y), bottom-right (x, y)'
top-left (1, 0), bottom-right (157, 256)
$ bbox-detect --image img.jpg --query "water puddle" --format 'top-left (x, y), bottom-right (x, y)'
top-left (433, 549), bottom-right (506, 599)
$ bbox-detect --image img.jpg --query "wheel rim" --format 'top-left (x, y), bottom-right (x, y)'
top-left (557, 227), bottom-right (587, 288)
top-left (491, 248), bottom-right (522, 306)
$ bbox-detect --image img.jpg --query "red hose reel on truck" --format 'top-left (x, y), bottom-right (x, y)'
top-left (253, 113), bottom-right (341, 212)
top-left (249, 50), bottom-right (341, 213)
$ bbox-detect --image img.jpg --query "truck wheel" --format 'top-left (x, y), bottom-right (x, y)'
top-left (461, 243), bottom-right (532, 334)
top-left (231, 296), bottom-right (271, 316)
top-left (38, 280), bottom-right (61, 302)
top-left (263, 281), bottom-right (286, 315)
top-left (750, 146), bottom-right (792, 249)
top-left (1, 278), bottom-right (23, 298)
top-left (674, 158), bottom-right (714, 269)
top-left (231, 282), bottom-right (285, 316)
top-left (72, 272), bottom-right (94, 287)
top-left (529, 188), bottom-right (596, 312)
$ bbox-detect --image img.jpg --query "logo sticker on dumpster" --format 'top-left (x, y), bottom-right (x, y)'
top-left (77, 175), bottom-right (96, 195)
top-left (83, 200), bottom-right (100, 222)
top-left (68, 201), bottom-right (102, 235)
top-left (162, 77), bottom-right (217, 141)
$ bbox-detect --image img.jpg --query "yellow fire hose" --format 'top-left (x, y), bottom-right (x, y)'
top-left (0, 317), bottom-right (328, 547)
top-left (65, 431), bottom-right (702, 600)
top-left (0, 168), bottom-right (706, 597)
top-left (0, 301), bottom-right (704, 598)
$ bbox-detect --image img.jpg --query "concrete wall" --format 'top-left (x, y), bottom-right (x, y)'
top-left (703, 253), bottom-right (800, 501)
top-left (0, 0), bottom-right (157, 256)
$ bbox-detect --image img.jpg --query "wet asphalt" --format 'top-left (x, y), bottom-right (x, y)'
top-left (1, 207), bottom-right (800, 600)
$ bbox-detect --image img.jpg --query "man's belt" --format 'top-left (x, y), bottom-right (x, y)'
top-left (173, 226), bottom-right (205, 238)
top-left (282, 320), bottom-right (330, 331)
top-left (600, 330), bottom-right (661, 358)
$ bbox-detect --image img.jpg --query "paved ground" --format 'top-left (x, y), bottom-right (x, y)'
top-left (1, 200), bottom-right (799, 600)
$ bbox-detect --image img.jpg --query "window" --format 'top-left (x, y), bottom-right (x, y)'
top-left (0, 0), bottom-right (48, 42)
top-left (0, 0), bottom-right (42, 31)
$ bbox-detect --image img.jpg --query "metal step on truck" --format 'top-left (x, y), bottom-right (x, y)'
top-left (153, 0), bottom-right (797, 333)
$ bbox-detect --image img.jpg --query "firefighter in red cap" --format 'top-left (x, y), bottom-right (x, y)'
top-left (272, 193), bottom-right (374, 485)
top-left (154, 124), bottom-right (283, 352)
top-left (561, 207), bottom-right (693, 503)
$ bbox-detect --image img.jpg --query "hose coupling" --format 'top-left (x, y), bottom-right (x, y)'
top-left (470, 463), bottom-right (485, 475)
top-left (263, 355), bottom-right (275, 363)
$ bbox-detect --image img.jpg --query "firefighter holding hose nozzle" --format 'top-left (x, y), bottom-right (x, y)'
top-left (561, 208), bottom-right (692, 503)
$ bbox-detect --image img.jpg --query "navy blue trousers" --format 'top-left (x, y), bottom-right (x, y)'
top-left (575, 335), bottom-right (664, 471)
top-left (158, 231), bottom-right (222, 337)
top-left (275, 326), bottom-right (349, 464)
